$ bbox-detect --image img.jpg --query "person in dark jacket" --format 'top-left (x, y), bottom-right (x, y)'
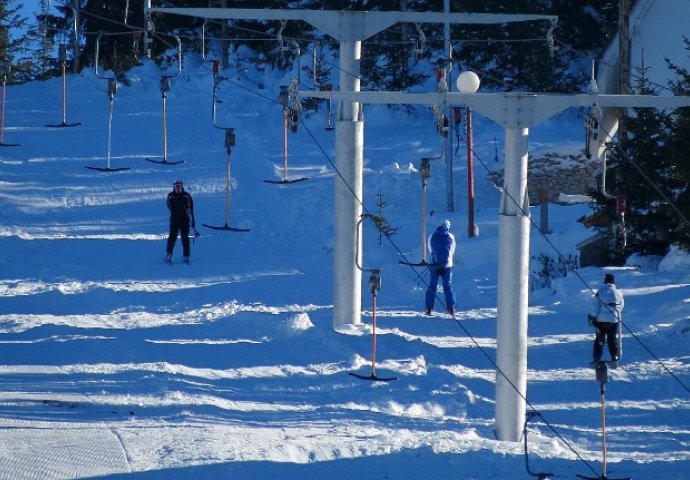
top-left (165, 180), bottom-right (195, 264)
top-left (588, 273), bottom-right (624, 366)
top-left (424, 219), bottom-right (457, 315)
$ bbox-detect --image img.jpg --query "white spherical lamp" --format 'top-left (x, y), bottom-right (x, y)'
top-left (456, 71), bottom-right (481, 93)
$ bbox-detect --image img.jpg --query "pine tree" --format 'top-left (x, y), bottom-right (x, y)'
top-left (26, 0), bottom-right (61, 80)
top-left (597, 61), bottom-right (674, 257)
top-left (663, 39), bottom-right (690, 250)
top-left (0, 0), bottom-right (29, 81)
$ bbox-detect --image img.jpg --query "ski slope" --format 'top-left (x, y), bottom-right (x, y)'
top-left (0, 41), bottom-right (689, 480)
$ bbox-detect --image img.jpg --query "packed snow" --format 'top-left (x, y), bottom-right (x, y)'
top-left (1, 13), bottom-right (690, 480)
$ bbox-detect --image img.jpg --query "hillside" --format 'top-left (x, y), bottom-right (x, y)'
top-left (0, 52), bottom-right (689, 479)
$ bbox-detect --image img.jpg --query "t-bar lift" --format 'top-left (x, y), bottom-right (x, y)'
top-left (203, 60), bottom-right (250, 233)
top-left (86, 32), bottom-right (131, 172)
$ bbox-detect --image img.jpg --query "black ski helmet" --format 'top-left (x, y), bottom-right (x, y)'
top-left (173, 180), bottom-right (183, 193)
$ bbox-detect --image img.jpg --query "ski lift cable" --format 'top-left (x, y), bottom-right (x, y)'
top-left (63, 0), bottom-right (676, 392)
top-left (65, 10), bottom-right (664, 465)
top-left (117, 22), bottom-right (601, 472)
top-left (297, 115), bottom-right (600, 477)
top-left (459, 125), bottom-right (690, 398)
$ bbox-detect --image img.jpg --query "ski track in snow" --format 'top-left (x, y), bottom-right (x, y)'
top-left (2, 36), bottom-right (690, 479)
top-left (0, 271), bottom-right (301, 297)
top-left (0, 301), bottom-right (327, 333)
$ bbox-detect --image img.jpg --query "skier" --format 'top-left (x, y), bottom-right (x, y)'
top-left (424, 219), bottom-right (457, 315)
top-left (165, 180), bottom-right (195, 265)
top-left (588, 273), bottom-right (624, 367)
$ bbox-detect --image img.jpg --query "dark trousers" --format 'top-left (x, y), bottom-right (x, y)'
top-left (425, 267), bottom-right (456, 312)
top-left (593, 321), bottom-right (619, 361)
top-left (167, 221), bottom-right (190, 257)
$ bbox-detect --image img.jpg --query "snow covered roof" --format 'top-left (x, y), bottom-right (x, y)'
top-left (598, 0), bottom-right (690, 94)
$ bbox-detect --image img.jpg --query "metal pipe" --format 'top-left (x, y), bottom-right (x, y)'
top-left (495, 126), bottom-right (530, 442)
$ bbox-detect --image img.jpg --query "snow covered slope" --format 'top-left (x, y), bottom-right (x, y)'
top-left (0, 49), bottom-right (689, 479)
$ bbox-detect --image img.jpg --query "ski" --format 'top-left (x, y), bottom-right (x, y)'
top-left (589, 360), bottom-right (618, 369)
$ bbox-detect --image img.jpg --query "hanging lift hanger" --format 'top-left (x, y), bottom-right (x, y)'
top-left (398, 148), bottom-right (445, 267)
top-left (0, 64), bottom-right (20, 147)
top-left (46, 44), bottom-right (82, 128)
top-left (349, 214), bottom-right (398, 383)
top-left (264, 23), bottom-right (308, 184)
top-left (202, 60), bottom-right (250, 233)
top-left (312, 40), bottom-right (335, 131)
top-left (146, 36), bottom-right (185, 165)
top-left (85, 32), bottom-right (131, 172)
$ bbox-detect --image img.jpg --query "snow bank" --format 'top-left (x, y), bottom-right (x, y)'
top-left (658, 246), bottom-right (690, 272)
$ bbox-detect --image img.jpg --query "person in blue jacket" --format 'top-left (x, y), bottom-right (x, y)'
top-left (424, 219), bottom-right (457, 315)
top-left (588, 273), bottom-right (624, 365)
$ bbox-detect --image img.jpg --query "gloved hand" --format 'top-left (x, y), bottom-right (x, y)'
top-left (587, 314), bottom-right (597, 325)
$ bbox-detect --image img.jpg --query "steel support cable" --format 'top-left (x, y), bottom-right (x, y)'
top-left (297, 115), bottom-right (601, 477)
top-left (118, 16), bottom-right (600, 472)
top-left (67, 9), bottom-right (635, 471)
top-left (611, 144), bottom-right (690, 395)
top-left (76, 0), bottom-right (689, 403)
top-left (459, 129), bottom-right (690, 398)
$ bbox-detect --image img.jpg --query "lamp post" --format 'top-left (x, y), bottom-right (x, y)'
top-left (457, 72), bottom-right (481, 238)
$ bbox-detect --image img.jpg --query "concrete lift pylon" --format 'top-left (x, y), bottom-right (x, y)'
top-left (146, 4), bottom-right (690, 443)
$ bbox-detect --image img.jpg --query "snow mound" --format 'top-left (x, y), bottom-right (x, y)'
top-left (626, 253), bottom-right (664, 271)
top-left (658, 246), bottom-right (690, 272)
top-left (282, 312), bottom-right (315, 334)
